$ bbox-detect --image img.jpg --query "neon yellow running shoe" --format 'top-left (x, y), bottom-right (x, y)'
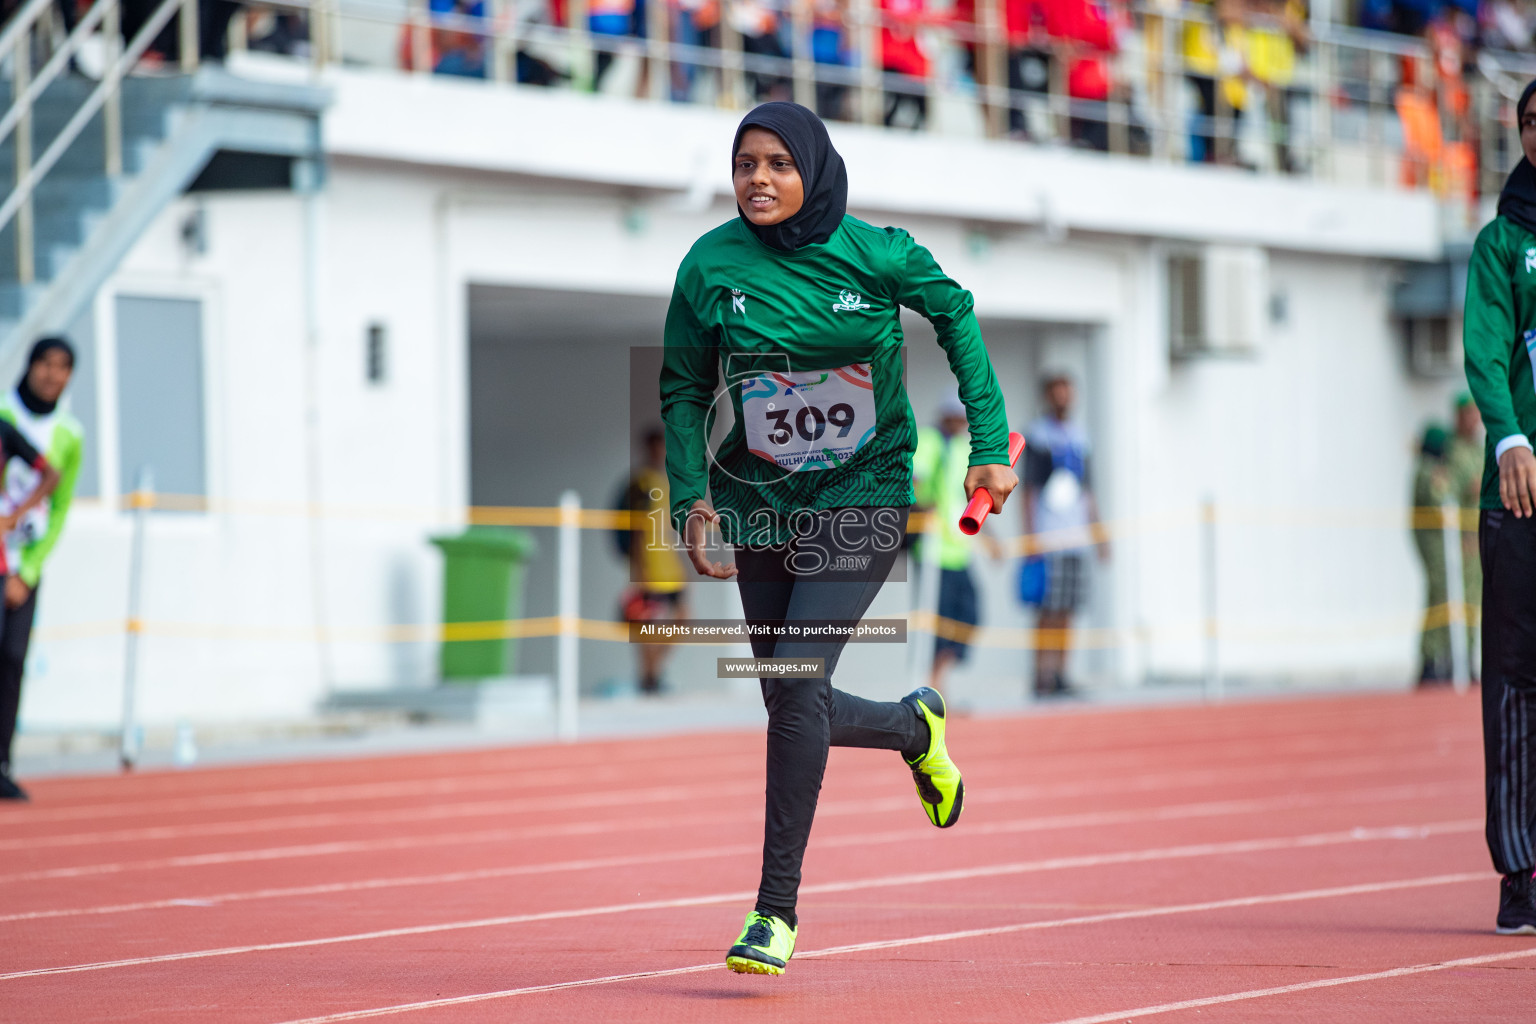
top-left (902, 687), bottom-right (963, 828)
top-left (725, 911), bottom-right (797, 975)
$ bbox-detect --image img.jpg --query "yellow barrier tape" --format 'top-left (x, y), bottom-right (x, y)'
top-left (35, 602), bottom-right (1482, 651)
top-left (81, 494), bottom-right (1496, 555)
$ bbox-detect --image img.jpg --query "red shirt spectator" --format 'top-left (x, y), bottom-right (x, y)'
top-left (880, 0), bottom-right (929, 78)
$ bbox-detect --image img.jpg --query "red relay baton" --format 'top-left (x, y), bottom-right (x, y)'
top-left (958, 432), bottom-right (1026, 536)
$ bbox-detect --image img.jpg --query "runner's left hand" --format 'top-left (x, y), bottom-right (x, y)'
top-left (963, 464), bottom-right (1018, 512)
top-left (4, 576), bottom-right (28, 610)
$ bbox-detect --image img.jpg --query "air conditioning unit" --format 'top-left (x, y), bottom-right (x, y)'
top-left (1168, 245), bottom-right (1268, 358)
top-left (1402, 315), bottom-right (1462, 377)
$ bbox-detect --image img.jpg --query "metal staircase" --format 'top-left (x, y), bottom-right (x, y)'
top-left (0, 0), bottom-right (328, 359)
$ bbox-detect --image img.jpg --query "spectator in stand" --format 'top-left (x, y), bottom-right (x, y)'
top-left (813, 0), bottom-right (853, 120)
top-left (951, 0), bottom-right (1120, 144)
top-left (881, 0), bottom-right (930, 128)
top-left (397, 0), bottom-right (489, 77)
top-left (122, 0), bottom-right (242, 64)
top-left (1044, 0), bottom-right (1119, 150)
top-left (1247, 0), bottom-right (1310, 172)
top-left (672, 0), bottom-right (721, 102)
top-left (591, 0), bottom-right (655, 94)
top-left (1484, 0), bottom-right (1535, 53)
top-left (952, 0), bottom-right (1041, 139)
top-left (732, 0), bottom-right (791, 102)
top-left (1184, 0), bottom-right (1250, 164)
top-left (433, 0), bottom-right (490, 77)
top-left (246, 5), bottom-right (311, 57)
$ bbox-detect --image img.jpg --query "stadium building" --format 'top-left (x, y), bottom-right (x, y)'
top-left (2, 3), bottom-right (1515, 736)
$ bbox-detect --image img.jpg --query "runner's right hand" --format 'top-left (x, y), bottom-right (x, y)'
top-left (1500, 446), bottom-right (1536, 518)
top-left (685, 500), bottom-right (739, 579)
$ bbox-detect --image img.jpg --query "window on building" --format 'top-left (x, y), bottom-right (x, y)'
top-left (115, 295), bottom-right (206, 502)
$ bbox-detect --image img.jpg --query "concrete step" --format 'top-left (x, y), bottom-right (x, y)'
top-left (0, 281), bottom-right (44, 319)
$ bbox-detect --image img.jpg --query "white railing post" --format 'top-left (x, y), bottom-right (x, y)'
top-left (646, 0), bottom-right (668, 102)
top-left (120, 466), bottom-right (153, 770)
top-left (12, 26), bottom-right (33, 286)
top-left (1201, 496), bottom-right (1221, 701)
top-left (104, 0), bottom-right (123, 177)
top-left (791, 0), bottom-right (813, 111)
top-left (410, 0), bottom-right (431, 74)
top-left (1442, 502), bottom-right (1470, 694)
top-left (720, 0), bottom-right (743, 107)
top-left (568, 0), bottom-right (592, 91)
top-left (489, 0), bottom-right (510, 83)
top-left (179, 0), bottom-right (200, 72)
top-left (557, 489), bottom-right (581, 741)
top-left (853, 0), bottom-right (880, 126)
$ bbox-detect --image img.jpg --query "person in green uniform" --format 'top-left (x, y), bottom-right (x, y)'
top-left (0, 338), bottom-right (80, 801)
top-left (1411, 423), bottom-right (1452, 686)
top-left (660, 102), bottom-right (1016, 974)
top-left (913, 393), bottom-right (1001, 691)
top-left (1462, 78), bottom-right (1536, 936)
top-left (1445, 391), bottom-right (1484, 669)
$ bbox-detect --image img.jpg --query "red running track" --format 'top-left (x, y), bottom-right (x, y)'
top-left (1, 689), bottom-right (1531, 1023)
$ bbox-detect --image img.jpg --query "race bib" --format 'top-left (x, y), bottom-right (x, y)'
top-left (741, 363), bottom-right (877, 472)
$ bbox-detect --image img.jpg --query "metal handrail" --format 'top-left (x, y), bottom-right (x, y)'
top-left (0, 0), bottom-right (57, 64)
top-left (0, 0), bottom-right (190, 240)
top-left (0, 0), bottom-right (121, 150)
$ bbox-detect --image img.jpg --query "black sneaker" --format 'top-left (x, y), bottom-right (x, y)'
top-left (0, 772), bottom-right (28, 801)
top-left (1496, 872), bottom-right (1536, 935)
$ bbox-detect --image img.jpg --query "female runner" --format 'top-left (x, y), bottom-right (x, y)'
top-left (660, 102), bottom-right (1016, 973)
top-left (1464, 78), bottom-right (1536, 935)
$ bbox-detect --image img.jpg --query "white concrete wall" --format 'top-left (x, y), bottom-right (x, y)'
top-left (17, 66), bottom-right (1467, 732)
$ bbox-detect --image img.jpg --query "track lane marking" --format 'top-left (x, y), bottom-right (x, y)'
top-left (0, 820), bottom-right (1481, 982)
top-left (259, 871), bottom-right (1497, 1024)
top-left (0, 750), bottom-right (1475, 874)
top-left (0, 725), bottom-right (1473, 828)
top-left (0, 771), bottom-right (1472, 889)
top-left (0, 781), bottom-right (1467, 924)
top-left (1038, 947), bottom-right (1536, 1024)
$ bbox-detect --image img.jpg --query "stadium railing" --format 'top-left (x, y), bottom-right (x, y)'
top-left (53, 488), bottom-right (1481, 747)
top-left (217, 0), bottom-right (1523, 215)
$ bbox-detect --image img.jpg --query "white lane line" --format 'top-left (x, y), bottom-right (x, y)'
top-left (0, 820), bottom-right (1480, 982)
top-left (0, 727), bottom-right (1469, 833)
top-left (0, 780), bottom-right (764, 852)
top-left (262, 871), bottom-right (1497, 1024)
top-left (1038, 947), bottom-right (1536, 1024)
top-left (0, 781), bottom-right (1463, 924)
top-left (0, 745), bottom-right (773, 825)
top-left (0, 749), bottom-right (1468, 878)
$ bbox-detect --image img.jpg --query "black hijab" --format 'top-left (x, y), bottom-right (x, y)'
top-left (732, 102), bottom-right (848, 252)
top-left (16, 336), bottom-right (74, 416)
top-left (1497, 80), bottom-right (1536, 236)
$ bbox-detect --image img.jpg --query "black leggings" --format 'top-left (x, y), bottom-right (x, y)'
top-left (1481, 509), bottom-right (1536, 876)
top-left (734, 507), bottom-right (926, 926)
top-left (0, 581), bottom-right (36, 774)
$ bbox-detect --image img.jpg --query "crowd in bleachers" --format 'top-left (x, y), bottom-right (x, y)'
top-left (14, 0), bottom-right (1523, 190)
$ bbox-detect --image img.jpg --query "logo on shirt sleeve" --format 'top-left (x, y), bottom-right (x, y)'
top-left (1525, 247), bottom-right (1535, 274)
top-left (731, 288), bottom-right (747, 315)
top-left (833, 290), bottom-right (872, 312)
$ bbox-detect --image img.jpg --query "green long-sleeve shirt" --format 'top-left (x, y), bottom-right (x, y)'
top-left (0, 396), bottom-right (84, 586)
top-left (660, 215), bottom-right (1009, 546)
top-left (1464, 214), bottom-right (1536, 509)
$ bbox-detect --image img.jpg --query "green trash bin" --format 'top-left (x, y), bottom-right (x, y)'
top-left (430, 526), bottom-right (536, 682)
